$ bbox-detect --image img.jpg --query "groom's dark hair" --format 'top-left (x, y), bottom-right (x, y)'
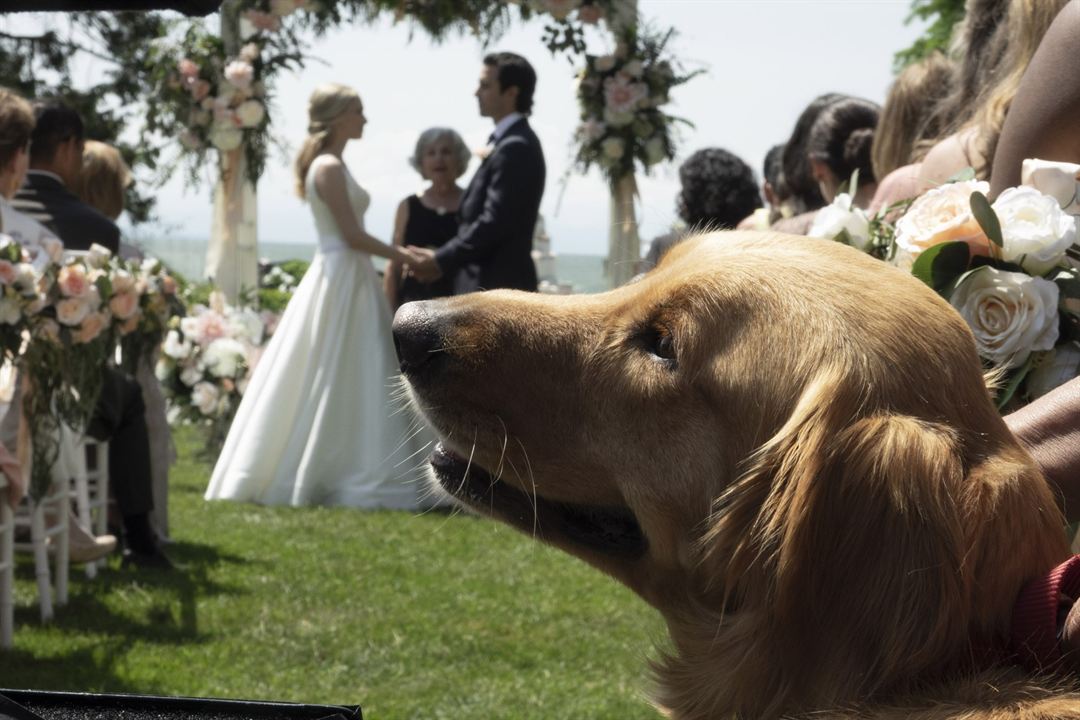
top-left (484, 52), bottom-right (536, 115)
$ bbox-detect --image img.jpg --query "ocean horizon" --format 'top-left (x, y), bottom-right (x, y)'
top-left (135, 236), bottom-right (613, 294)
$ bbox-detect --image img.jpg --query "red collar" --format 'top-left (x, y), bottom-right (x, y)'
top-left (1010, 554), bottom-right (1080, 671)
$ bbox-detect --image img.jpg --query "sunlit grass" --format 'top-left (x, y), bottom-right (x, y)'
top-left (4, 426), bottom-right (663, 719)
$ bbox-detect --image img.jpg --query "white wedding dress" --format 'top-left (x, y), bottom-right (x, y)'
top-left (205, 155), bottom-right (432, 509)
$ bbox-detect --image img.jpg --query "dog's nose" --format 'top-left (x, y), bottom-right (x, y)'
top-left (392, 301), bottom-right (443, 374)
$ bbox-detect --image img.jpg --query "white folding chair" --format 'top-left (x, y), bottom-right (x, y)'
top-left (0, 475), bottom-right (14, 648)
top-left (14, 482), bottom-right (69, 622)
top-left (71, 439), bottom-right (110, 578)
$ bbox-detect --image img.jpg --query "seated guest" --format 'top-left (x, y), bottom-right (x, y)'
top-left (640, 147), bottom-right (762, 272)
top-left (75, 140), bottom-right (143, 261)
top-left (738, 143), bottom-right (789, 229)
top-left (917, 0), bottom-right (1070, 186)
top-left (771, 93), bottom-right (846, 235)
top-left (989, 0), bottom-right (1080, 195)
top-left (0, 87), bottom-right (116, 562)
top-left (76, 138), bottom-right (172, 541)
top-left (868, 52), bottom-right (954, 215)
top-left (805, 96), bottom-right (881, 208)
top-left (11, 99), bottom-right (120, 253)
top-left (384, 127), bottom-right (468, 310)
top-left (11, 99), bottom-right (167, 568)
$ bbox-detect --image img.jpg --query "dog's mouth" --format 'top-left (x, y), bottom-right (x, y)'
top-left (431, 442), bottom-right (648, 560)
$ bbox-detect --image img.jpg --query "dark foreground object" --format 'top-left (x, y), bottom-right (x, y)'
top-left (0, 1), bottom-right (220, 15)
top-left (0, 689), bottom-right (361, 720)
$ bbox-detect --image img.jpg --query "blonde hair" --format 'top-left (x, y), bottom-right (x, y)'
top-left (0, 87), bottom-right (34, 173)
top-left (76, 140), bottom-right (130, 220)
top-left (871, 52), bottom-right (954, 179)
top-left (293, 83), bottom-right (359, 199)
top-left (966, 0), bottom-right (1071, 177)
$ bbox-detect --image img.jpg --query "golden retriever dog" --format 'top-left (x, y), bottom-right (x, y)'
top-left (394, 232), bottom-right (1080, 719)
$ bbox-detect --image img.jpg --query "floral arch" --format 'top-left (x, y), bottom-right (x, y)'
top-left (153, 0), bottom-right (699, 296)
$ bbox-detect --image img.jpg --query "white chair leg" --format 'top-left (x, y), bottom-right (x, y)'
top-left (29, 501), bottom-right (53, 622)
top-left (54, 504), bottom-right (68, 606)
top-left (0, 500), bottom-right (13, 648)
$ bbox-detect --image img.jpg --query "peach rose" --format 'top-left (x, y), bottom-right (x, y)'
top-left (894, 180), bottom-right (993, 259)
top-left (57, 265), bottom-right (90, 297)
top-left (73, 311), bottom-right (110, 344)
top-left (111, 270), bottom-right (136, 294)
top-left (55, 297), bottom-right (91, 326)
top-left (0, 261), bottom-right (16, 285)
top-left (109, 290), bottom-right (140, 320)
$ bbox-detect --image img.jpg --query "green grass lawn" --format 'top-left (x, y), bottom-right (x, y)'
top-left (4, 427), bottom-right (665, 718)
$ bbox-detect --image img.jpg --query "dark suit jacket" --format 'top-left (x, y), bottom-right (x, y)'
top-left (434, 117), bottom-right (545, 294)
top-left (11, 171), bottom-right (121, 254)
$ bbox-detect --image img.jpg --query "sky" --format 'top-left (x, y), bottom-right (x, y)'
top-left (116, 0), bottom-right (932, 257)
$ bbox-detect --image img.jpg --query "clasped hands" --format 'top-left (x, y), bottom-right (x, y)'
top-left (400, 246), bottom-right (442, 283)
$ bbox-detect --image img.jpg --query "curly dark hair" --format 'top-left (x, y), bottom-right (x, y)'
top-left (676, 147), bottom-right (763, 229)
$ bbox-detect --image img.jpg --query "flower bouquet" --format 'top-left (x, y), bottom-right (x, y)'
top-left (811, 159), bottom-right (1080, 408)
top-left (157, 291), bottom-right (265, 453)
top-left (573, 27), bottom-right (699, 185)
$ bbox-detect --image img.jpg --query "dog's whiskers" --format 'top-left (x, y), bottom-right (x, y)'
top-left (514, 437), bottom-right (540, 540)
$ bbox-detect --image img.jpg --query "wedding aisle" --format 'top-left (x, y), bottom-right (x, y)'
top-left (3, 426), bottom-right (660, 718)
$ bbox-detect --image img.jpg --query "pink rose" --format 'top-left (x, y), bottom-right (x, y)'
top-left (178, 59), bottom-right (199, 78)
top-left (190, 79), bottom-right (212, 102)
top-left (0, 261), bottom-right (15, 285)
top-left (603, 74), bottom-right (648, 115)
top-left (57, 265), bottom-right (90, 298)
top-left (109, 290), bottom-right (140, 320)
top-left (224, 60), bottom-right (255, 91)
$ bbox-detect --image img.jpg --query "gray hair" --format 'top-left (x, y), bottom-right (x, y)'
top-left (409, 127), bottom-right (470, 180)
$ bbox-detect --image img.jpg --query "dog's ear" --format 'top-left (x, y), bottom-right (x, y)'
top-left (699, 372), bottom-right (987, 708)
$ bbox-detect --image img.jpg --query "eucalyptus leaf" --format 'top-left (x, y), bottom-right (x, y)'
top-left (911, 241), bottom-right (970, 294)
top-left (970, 192), bottom-right (1004, 247)
top-left (996, 353), bottom-right (1036, 411)
top-left (947, 167), bottom-right (976, 183)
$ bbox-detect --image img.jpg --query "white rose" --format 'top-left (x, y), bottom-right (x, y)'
top-left (162, 330), bottom-right (192, 360)
top-left (227, 307), bottom-right (264, 345)
top-left (235, 99), bottom-right (266, 128)
top-left (203, 337), bottom-right (247, 378)
top-left (239, 42), bottom-right (260, 62)
top-left (1021, 158), bottom-right (1080, 215)
top-left (644, 136), bottom-right (667, 166)
top-left (86, 243), bottom-right (113, 268)
top-left (224, 60), bottom-right (254, 91)
top-left (180, 364), bottom-right (203, 387)
top-left (602, 108), bottom-right (634, 128)
top-left (0, 297), bottom-right (20, 325)
top-left (209, 124), bottom-right (243, 152)
top-left (894, 180), bottom-right (992, 259)
top-left (191, 381), bottom-right (220, 416)
top-left (992, 186), bottom-right (1077, 274)
top-left (578, 118), bottom-right (606, 142)
top-left (593, 55), bottom-right (616, 73)
top-left (808, 193), bottom-right (871, 251)
top-left (949, 266), bottom-right (1060, 369)
top-left (601, 137), bottom-right (625, 160)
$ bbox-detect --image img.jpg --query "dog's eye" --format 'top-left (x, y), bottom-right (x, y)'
top-left (647, 326), bottom-right (677, 363)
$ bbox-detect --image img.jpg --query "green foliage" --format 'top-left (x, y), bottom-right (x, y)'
top-left (894, 0), bottom-right (966, 71)
top-left (0, 12), bottom-right (174, 222)
top-left (6, 426), bottom-right (663, 718)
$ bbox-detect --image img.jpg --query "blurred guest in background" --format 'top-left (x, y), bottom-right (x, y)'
top-left (640, 147), bottom-right (761, 272)
top-left (384, 128), bottom-right (468, 310)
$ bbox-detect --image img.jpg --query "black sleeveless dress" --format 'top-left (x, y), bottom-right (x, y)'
top-left (397, 194), bottom-right (459, 306)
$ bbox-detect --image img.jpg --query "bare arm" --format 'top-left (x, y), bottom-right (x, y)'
top-left (312, 158), bottom-right (412, 264)
top-left (1005, 376), bottom-right (1080, 522)
top-left (989, 0), bottom-right (1080, 196)
top-left (383, 198), bottom-right (409, 309)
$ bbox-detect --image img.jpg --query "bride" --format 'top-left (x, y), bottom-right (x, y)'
top-left (205, 83), bottom-right (432, 509)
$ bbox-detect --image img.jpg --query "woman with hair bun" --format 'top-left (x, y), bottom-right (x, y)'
top-left (206, 83), bottom-right (433, 510)
top-left (805, 96), bottom-right (881, 208)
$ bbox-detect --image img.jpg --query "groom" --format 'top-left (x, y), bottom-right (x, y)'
top-left (408, 52), bottom-right (546, 293)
